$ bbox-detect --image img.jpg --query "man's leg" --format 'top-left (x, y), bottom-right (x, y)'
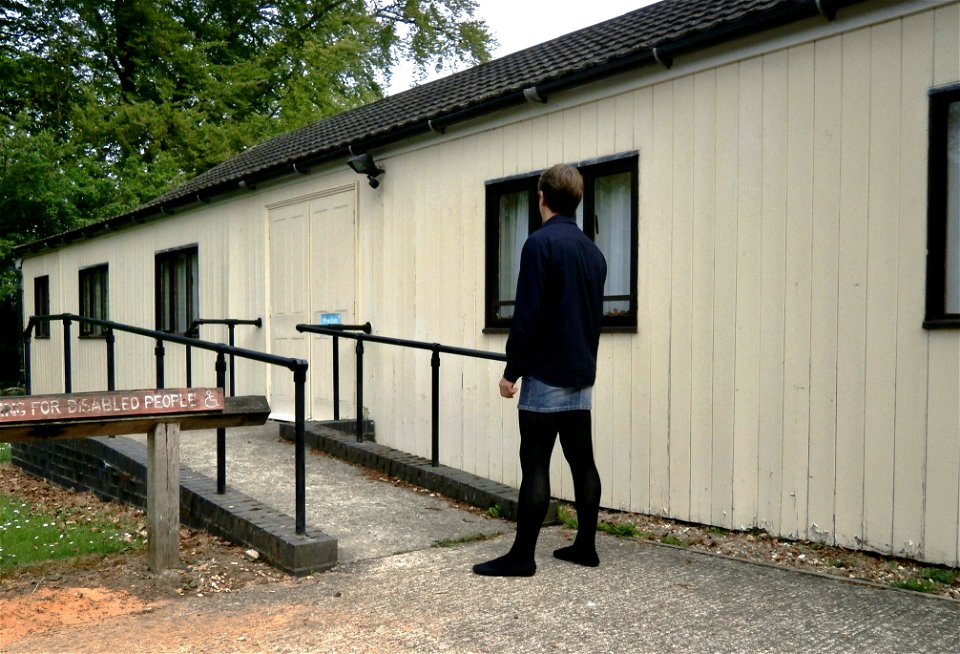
top-left (553, 410), bottom-right (601, 566)
top-left (473, 410), bottom-right (557, 576)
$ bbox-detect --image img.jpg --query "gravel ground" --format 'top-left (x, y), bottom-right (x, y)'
top-left (2, 461), bottom-right (958, 604)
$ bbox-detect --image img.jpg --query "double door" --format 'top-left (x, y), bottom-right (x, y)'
top-left (268, 187), bottom-right (357, 420)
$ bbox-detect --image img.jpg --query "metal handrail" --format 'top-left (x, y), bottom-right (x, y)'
top-left (312, 323), bottom-right (372, 420)
top-left (297, 323), bottom-right (506, 467)
top-left (185, 317), bottom-right (263, 394)
top-left (22, 313), bottom-right (312, 535)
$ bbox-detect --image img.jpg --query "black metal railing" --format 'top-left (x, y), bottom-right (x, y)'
top-left (297, 323), bottom-right (506, 467)
top-left (22, 313), bottom-right (312, 535)
top-left (184, 318), bottom-right (263, 483)
top-left (314, 323), bottom-right (372, 420)
top-left (185, 318), bottom-right (262, 395)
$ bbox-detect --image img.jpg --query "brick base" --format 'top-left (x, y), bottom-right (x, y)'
top-left (11, 437), bottom-right (336, 576)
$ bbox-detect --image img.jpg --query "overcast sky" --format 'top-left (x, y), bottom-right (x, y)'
top-left (388, 1), bottom-right (661, 94)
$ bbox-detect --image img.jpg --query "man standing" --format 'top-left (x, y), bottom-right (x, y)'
top-left (473, 164), bottom-right (607, 577)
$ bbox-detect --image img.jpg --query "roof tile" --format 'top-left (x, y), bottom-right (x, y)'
top-left (143, 0), bottom-right (823, 210)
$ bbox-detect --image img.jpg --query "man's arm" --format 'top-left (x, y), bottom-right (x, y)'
top-left (503, 237), bottom-right (546, 384)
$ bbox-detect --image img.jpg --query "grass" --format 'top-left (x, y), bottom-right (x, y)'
top-left (889, 567), bottom-right (958, 593)
top-left (661, 534), bottom-right (690, 547)
top-left (487, 505), bottom-right (503, 518)
top-left (559, 504), bottom-right (671, 544)
top-left (0, 492), bottom-right (146, 569)
top-left (891, 578), bottom-right (938, 593)
top-left (921, 567), bottom-right (957, 585)
top-left (0, 443), bottom-right (9, 464)
top-left (433, 532), bottom-right (500, 548)
top-left (598, 521), bottom-right (640, 538)
top-left (556, 504), bottom-right (578, 530)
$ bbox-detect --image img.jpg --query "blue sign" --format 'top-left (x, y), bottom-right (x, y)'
top-left (319, 313), bottom-right (342, 326)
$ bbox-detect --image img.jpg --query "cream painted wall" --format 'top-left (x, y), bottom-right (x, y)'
top-left (355, 1), bottom-right (960, 565)
top-left (20, 1), bottom-right (960, 565)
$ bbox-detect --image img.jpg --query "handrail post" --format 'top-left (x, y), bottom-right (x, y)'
top-left (294, 366), bottom-right (307, 535)
top-left (63, 318), bottom-right (72, 393)
top-left (355, 339), bottom-right (364, 442)
top-left (185, 322), bottom-right (198, 388)
top-left (431, 346), bottom-right (440, 467)
top-left (332, 335), bottom-right (340, 421)
top-left (22, 328), bottom-right (32, 395)
top-left (106, 329), bottom-right (116, 391)
top-left (227, 323), bottom-right (237, 396)
top-left (185, 343), bottom-right (192, 387)
top-left (155, 339), bottom-right (165, 389)
top-left (215, 352), bottom-right (227, 494)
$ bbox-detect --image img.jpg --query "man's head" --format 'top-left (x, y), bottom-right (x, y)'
top-left (537, 164), bottom-right (583, 219)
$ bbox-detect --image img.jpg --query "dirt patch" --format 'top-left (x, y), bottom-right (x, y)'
top-left (0, 464), bottom-right (291, 647)
top-left (0, 586), bottom-right (155, 643)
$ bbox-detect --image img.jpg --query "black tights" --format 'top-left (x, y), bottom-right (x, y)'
top-left (509, 409), bottom-right (602, 561)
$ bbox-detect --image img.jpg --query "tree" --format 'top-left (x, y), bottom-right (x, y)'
top-left (1, 0), bottom-right (492, 221)
top-left (0, 0), bottom-right (492, 384)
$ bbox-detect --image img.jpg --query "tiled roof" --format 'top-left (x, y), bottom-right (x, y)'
top-left (143, 0), bottom-right (854, 211)
top-left (18, 0), bottom-right (863, 254)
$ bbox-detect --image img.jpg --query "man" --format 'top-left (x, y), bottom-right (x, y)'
top-left (473, 163), bottom-right (607, 577)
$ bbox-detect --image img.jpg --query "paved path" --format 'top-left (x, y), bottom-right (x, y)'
top-left (16, 423), bottom-right (960, 653)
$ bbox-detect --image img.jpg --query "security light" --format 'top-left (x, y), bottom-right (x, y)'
top-left (347, 152), bottom-right (384, 188)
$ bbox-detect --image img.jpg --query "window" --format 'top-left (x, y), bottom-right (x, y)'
top-left (155, 246), bottom-right (198, 334)
top-left (926, 85), bottom-right (960, 328)
top-left (485, 154), bottom-right (638, 330)
top-left (33, 275), bottom-right (50, 339)
top-left (79, 265), bottom-right (109, 336)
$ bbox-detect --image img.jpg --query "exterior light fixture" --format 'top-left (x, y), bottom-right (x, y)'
top-left (347, 152), bottom-right (384, 188)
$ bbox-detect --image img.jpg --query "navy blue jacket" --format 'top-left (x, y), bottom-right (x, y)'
top-left (503, 215), bottom-right (607, 388)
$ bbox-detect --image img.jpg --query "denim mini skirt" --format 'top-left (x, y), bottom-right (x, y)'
top-left (517, 376), bottom-right (593, 413)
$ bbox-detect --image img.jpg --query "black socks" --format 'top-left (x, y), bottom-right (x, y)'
top-left (471, 547), bottom-right (599, 576)
top-left (473, 409), bottom-right (602, 578)
top-left (472, 554), bottom-right (536, 577)
top-left (553, 544), bottom-right (600, 567)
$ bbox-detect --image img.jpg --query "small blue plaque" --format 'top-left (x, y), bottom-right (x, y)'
top-left (319, 312), bottom-right (342, 326)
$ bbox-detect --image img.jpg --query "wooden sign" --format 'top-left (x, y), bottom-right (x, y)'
top-left (0, 388), bottom-right (224, 424)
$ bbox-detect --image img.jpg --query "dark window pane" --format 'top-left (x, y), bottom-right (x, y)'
top-left (156, 247), bottom-right (198, 334)
top-left (79, 265), bottom-right (108, 336)
top-left (946, 101), bottom-right (959, 314)
top-left (33, 276), bottom-right (50, 338)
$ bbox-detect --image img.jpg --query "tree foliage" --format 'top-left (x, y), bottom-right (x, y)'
top-left (0, 0), bottom-right (492, 256)
top-left (0, 1), bottom-right (491, 379)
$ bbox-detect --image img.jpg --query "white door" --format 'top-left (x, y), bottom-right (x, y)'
top-left (268, 187), bottom-right (357, 420)
top-left (308, 190), bottom-right (357, 419)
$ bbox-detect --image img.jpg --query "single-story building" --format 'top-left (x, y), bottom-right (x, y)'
top-left (14, 0), bottom-right (960, 566)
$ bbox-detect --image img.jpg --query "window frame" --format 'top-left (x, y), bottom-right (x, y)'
top-left (484, 153), bottom-right (639, 332)
top-left (925, 83), bottom-right (960, 329)
top-left (78, 264), bottom-right (109, 337)
top-left (33, 275), bottom-right (50, 339)
top-left (155, 245), bottom-right (199, 335)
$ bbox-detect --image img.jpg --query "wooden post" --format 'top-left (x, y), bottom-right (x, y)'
top-left (147, 421), bottom-right (181, 571)
top-left (0, 390), bottom-right (269, 572)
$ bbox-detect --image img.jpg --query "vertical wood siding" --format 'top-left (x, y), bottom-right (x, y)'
top-left (19, 3), bottom-right (960, 565)
top-left (360, 6), bottom-right (959, 565)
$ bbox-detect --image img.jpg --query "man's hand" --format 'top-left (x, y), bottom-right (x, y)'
top-left (499, 377), bottom-right (518, 399)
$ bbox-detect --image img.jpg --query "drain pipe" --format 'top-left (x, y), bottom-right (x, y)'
top-left (13, 258), bottom-right (25, 390)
